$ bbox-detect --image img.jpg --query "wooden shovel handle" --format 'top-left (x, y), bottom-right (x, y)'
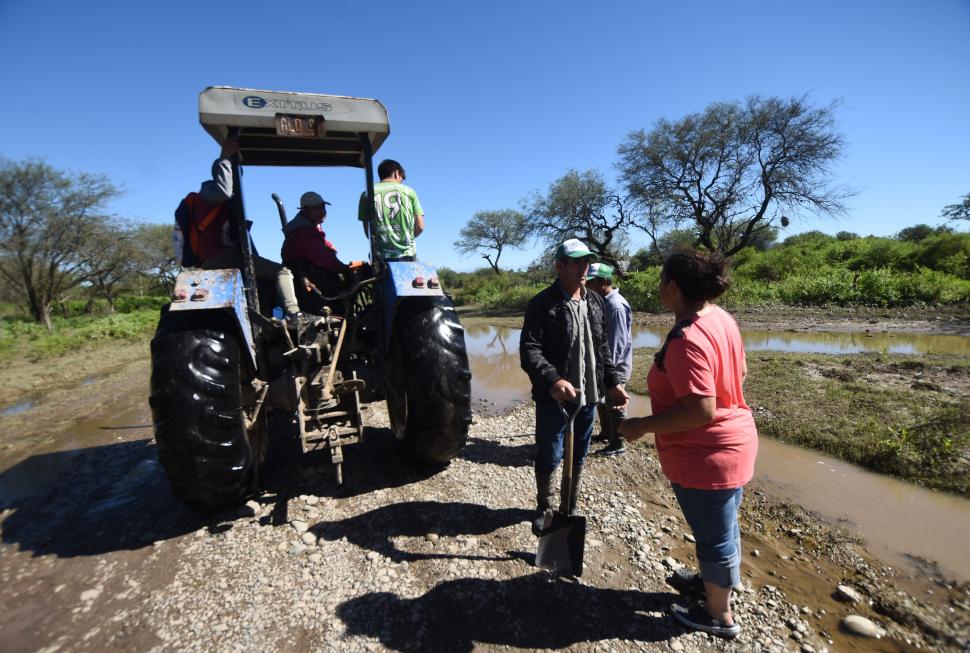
top-left (558, 402), bottom-right (580, 514)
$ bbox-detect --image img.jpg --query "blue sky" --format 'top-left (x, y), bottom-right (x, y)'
top-left (1, 0), bottom-right (968, 272)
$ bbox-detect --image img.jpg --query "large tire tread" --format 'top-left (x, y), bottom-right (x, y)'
top-left (149, 311), bottom-right (261, 510)
top-left (388, 297), bottom-right (472, 465)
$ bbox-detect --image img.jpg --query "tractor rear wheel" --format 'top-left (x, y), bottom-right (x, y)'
top-left (149, 311), bottom-right (265, 510)
top-left (385, 296), bottom-right (471, 465)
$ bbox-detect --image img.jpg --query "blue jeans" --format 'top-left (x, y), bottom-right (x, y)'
top-left (671, 484), bottom-right (744, 589)
top-left (534, 401), bottom-right (595, 474)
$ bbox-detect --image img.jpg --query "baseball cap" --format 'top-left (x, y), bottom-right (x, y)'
top-left (554, 238), bottom-right (598, 261)
top-left (587, 262), bottom-right (614, 280)
top-left (300, 191), bottom-right (332, 209)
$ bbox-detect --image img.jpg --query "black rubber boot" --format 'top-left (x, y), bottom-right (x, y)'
top-left (531, 468), bottom-right (556, 536)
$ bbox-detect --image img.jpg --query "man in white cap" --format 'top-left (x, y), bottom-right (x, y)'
top-left (282, 191), bottom-right (367, 314)
top-left (282, 191), bottom-right (366, 274)
top-left (520, 238), bottom-right (629, 535)
top-left (586, 262), bottom-right (633, 456)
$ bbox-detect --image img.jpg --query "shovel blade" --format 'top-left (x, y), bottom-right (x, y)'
top-left (535, 511), bottom-right (586, 576)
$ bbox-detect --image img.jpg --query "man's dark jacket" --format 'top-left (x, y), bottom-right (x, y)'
top-left (519, 281), bottom-right (623, 403)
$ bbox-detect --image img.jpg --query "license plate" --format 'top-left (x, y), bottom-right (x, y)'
top-left (275, 113), bottom-right (325, 137)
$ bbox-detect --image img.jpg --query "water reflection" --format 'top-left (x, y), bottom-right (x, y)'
top-left (467, 323), bottom-right (970, 358)
top-left (465, 326), bottom-right (531, 415)
top-left (1, 401), bottom-right (35, 417)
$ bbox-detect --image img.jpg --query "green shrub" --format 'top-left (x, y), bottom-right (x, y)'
top-left (34, 310), bottom-right (158, 357)
top-left (720, 279), bottom-right (777, 308)
top-left (0, 303), bottom-right (160, 361)
top-left (620, 268), bottom-right (662, 311)
top-left (114, 295), bottom-right (169, 313)
top-left (433, 226), bottom-right (970, 311)
top-left (844, 237), bottom-right (916, 271)
top-left (482, 283), bottom-right (546, 311)
top-left (778, 269), bottom-right (857, 305)
top-left (855, 268), bottom-right (970, 306)
top-left (913, 232), bottom-right (970, 279)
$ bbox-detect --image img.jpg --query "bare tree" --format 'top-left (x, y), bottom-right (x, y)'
top-left (132, 223), bottom-right (180, 291)
top-left (0, 159), bottom-right (119, 331)
top-left (78, 219), bottom-right (146, 311)
top-left (524, 169), bottom-right (635, 273)
top-left (942, 193), bottom-right (970, 222)
top-left (618, 95), bottom-right (852, 256)
top-left (455, 209), bottom-right (527, 274)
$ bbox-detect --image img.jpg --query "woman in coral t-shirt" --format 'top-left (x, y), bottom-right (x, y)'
top-left (619, 251), bottom-right (758, 639)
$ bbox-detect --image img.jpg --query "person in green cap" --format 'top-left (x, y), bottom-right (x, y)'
top-left (519, 238), bottom-right (629, 535)
top-left (586, 262), bottom-right (633, 456)
top-left (358, 159), bottom-right (424, 261)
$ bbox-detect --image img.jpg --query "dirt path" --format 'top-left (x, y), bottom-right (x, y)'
top-left (1, 369), bottom-right (967, 651)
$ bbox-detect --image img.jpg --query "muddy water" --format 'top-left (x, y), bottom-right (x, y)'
top-left (0, 405), bottom-right (151, 507)
top-left (464, 323), bottom-right (970, 582)
top-left (632, 326), bottom-right (970, 355)
top-left (1, 401), bottom-right (35, 417)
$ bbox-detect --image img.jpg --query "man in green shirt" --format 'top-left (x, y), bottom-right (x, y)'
top-left (358, 159), bottom-right (424, 261)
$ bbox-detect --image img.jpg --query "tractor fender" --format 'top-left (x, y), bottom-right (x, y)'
top-left (168, 269), bottom-right (257, 369)
top-left (382, 261), bottom-right (444, 342)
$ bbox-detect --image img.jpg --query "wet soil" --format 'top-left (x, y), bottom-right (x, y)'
top-left (0, 311), bottom-right (968, 651)
top-left (0, 341), bottom-right (149, 470)
top-left (1, 397), bottom-right (967, 652)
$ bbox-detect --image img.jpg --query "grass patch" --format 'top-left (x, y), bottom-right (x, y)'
top-left (0, 308), bottom-right (159, 363)
top-left (630, 349), bottom-right (970, 496)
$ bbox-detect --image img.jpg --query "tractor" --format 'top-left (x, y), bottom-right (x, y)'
top-left (149, 86), bottom-right (472, 509)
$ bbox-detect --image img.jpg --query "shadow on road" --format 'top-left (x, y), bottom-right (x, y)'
top-left (312, 500), bottom-right (531, 563)
top-left (458, 434), bottom-right (534, 468)
top-left (0, 416), bottom-right (536, 558)
top-left (261, 424), bottom-right (446, 506)
top-left (338, 573), bottom-right (677, 651)
top-left (0, 439), bottom-right (205, 557)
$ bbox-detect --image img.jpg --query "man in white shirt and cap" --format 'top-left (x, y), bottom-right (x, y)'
top-left (586, 262), bottom-right (633, 456)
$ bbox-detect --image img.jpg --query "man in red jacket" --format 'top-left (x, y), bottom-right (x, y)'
top-left (281, 191), bottom-right (366, 312)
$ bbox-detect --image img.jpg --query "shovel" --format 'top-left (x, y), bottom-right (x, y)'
top-left (536, 402), bottom-right (586, 576)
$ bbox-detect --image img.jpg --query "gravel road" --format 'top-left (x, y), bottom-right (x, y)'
top-left (1, 400), bottom-right (966, 652)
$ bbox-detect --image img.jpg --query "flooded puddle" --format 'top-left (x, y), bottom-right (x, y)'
top-left (464, 323), bottom-right (970, 581)
top-left (1, 401), bottom-right (35, 417)
top-left (632, 326), bottom-right (970, 355)
top-left (0, 405), bottom-right (151, 508)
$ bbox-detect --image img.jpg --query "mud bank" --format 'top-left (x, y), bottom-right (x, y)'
top-left (633, 305), bottom-right (970, 336)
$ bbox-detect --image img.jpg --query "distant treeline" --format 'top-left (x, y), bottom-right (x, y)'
top-left (440, 228), bottom-right (970, 311)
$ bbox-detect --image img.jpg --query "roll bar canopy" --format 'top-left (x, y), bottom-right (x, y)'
top-left (199, 86), bottom-right (390, 168)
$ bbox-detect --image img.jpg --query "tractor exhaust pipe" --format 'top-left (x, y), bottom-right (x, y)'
top-left (271, 193), bottom-right (287, 232)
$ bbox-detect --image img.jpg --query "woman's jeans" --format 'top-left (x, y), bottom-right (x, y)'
top-left (671, 483), bottom-right (744, 589)
top-left (534, 400), bottom-right (596, 474)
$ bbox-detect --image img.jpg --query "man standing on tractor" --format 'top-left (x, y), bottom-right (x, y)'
top-left (586, 262), bottom-right (633, 457)
top-left (358, 159), bottom-right (424, 261)
top-left (519, 239), bottom-right (629, 536)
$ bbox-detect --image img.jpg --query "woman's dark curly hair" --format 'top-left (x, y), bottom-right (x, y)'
top-left (661, 250), bottom-right (731, 302)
